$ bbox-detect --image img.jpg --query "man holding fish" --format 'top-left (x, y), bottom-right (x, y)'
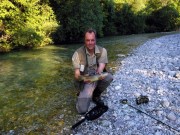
top-left (72, 28), bottom-right (113, 114)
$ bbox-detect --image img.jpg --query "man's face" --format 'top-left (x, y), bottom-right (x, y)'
top-left (85, 32), bottom-right (96, 51)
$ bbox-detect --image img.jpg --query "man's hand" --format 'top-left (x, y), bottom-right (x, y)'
top-left (98, 73), bottom-right (105, 80)
top-left (99, 76), bottom-right (105, 80)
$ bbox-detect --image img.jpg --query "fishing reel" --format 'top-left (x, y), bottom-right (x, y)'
top-left (136, 95), bottom-right (149, 105)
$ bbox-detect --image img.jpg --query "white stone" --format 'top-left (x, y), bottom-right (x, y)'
top-left (167, 112), bottom-right (176, 121)
top-left (161, 100), bottom-right (170, 108)
top-left (156, 110), bottom-right (163, 117)
top-left (174, 72), bottom-right (180, 79)
top-left (102, 120), bottom-right (111, 127)
top-left (155, 131), bottom-right (162, 135)
top-left (115, 85), bottom-right (121, 90)
top-left (134, 92), bottom-right (141, 97)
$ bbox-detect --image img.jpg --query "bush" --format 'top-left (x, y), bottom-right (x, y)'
top-left (0, 43), bottom-right (11, 53)
top-left (145, 5), bottom-right (179, 32)
top-left (0, 0), bottom-right (58, 52)
top-left (12, 28), bottom-right (42, 49)
top-left (115, 3), bottom-right (139, 35)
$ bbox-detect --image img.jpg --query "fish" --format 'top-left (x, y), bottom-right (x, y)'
top-left (78, 72), bottom-right (109, 82)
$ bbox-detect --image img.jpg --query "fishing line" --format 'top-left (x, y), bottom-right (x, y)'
top-left (120, 99), bottom-right (179, 133)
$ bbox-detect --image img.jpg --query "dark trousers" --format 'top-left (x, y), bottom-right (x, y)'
top-left (75, 73), bottom-right (113, 114)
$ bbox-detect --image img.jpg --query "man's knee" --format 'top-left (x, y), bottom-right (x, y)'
top-left (107, 73), bottom-right (113, 83)
top-left (105, 73), bottom-right (113, 84)
top-left (76, 98), bottom-right (91, 114)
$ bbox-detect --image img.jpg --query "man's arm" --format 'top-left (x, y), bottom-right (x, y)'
top-left (97, 48), bottom-right (108, 74)
top-left (74, 68), bottom-right (81, 80)
top-left (72, 51), bottom-right (81, 80)
top-left (97, 63), bottom-right (106, 74)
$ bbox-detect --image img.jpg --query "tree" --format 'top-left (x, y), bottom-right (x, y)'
top-left (0, 0), bottom-right (57, 52)
top-left (146, 5), bottom-right (179, 32)
top-left (101, 0), bottom-right (117, 36)
top-left (131, 0), bottom-right (147, 12)
top-left (50, 0), bottom-right (104, 43)
top-left (114, 3), bottom-right (138, 34)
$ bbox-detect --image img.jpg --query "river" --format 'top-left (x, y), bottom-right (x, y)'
top-left (0, 45), bottom-right (79, 134)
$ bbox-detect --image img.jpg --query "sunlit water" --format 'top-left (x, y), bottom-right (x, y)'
top-left (0, 45), bottom-right (79, 134)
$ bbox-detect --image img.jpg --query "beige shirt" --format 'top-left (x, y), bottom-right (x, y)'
top-left (72, 45), bottom-right (108, 71)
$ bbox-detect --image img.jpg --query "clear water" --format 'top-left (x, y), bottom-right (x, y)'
top-left (0, 45), bottom-right (78, 134)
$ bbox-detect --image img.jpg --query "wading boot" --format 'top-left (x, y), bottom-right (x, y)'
top-left (92, 88), bottom-right (104, 106)
top-left (92, 96), bottom-right (104, 106)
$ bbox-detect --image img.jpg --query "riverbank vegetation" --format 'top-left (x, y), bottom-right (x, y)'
top-left (0, 0), bottom-right (179, 52)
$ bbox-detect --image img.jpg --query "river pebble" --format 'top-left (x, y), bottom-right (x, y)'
top-left (71, 33), bottom-right (180, 135)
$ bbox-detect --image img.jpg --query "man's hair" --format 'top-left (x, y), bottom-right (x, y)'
top-left (84, 28), bottom-right (96, 37)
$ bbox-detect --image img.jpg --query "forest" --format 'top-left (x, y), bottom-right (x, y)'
top-left (0, 0), bottom-right (179, 52)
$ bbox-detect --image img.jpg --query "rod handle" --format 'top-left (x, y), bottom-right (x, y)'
top-left (71, 118), bottom-right (86, 130)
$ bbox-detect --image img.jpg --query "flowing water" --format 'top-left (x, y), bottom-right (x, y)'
top-left (0, 45), bottom-right (79, 134)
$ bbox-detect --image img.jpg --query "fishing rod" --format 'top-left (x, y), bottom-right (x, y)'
top-left (120, 99), bottom-right (179, 133)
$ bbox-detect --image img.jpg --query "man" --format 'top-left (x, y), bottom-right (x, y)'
top-left (72, 28), bottom-right (113, 114)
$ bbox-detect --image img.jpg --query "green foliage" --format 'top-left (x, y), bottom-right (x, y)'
top-left (0, 0), bottom-right (58, 52)
top-left (0, 0), bottom-right (180, 51)
top-left (51, 0), bottom-right (104, 43)
top-left (114, 3), bottom-right (145, 35)
top-left (131, 0), bottom-right (147, 12)
top-left (12, 28), bottom-right (42, 48)
top-left (113, 0), bottom-right (179, 34)
top-left (145, 5), bottom-right (180, 32)
top-left (101, 0), bottom-right (117, 36)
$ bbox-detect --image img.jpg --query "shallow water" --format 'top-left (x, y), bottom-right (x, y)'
top-left (0, 45), bottom-right (79, 134)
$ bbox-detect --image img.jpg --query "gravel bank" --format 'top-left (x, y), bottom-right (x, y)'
top-left (72, 33), bottom-right (180, 135)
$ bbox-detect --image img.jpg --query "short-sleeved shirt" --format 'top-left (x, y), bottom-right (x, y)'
top-left (72, 45), bottom-right (108, 74)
